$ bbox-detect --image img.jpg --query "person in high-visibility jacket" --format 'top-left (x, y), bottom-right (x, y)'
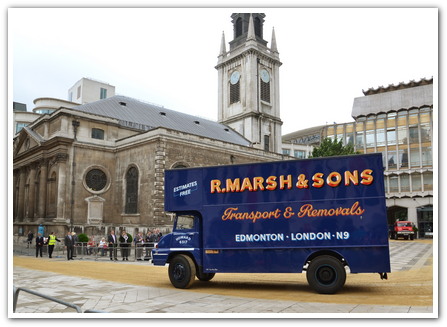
top-left (47, 232), bottom-right (61, 258)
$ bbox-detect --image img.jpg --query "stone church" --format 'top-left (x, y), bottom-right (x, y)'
top-left (12, 13), bottom-right (286, 237)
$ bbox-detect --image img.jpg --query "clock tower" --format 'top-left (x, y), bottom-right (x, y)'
top-left (216, 13), bottom-right (283, 153)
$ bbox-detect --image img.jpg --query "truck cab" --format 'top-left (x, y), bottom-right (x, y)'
top-left (153, 212), bottom-right (215, 288)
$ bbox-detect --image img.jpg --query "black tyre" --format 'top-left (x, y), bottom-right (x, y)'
top-left (306, 255), bottom-right (346, 294)
top-left (196, 269), bottom-right (215, 282)
top-left (168, 254), bottom-right (196, 289)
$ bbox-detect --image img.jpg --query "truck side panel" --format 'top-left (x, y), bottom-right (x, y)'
top-left (202, 247), bottom-right (390, 273)
top-left (163, 154), bottom-right (391, 274)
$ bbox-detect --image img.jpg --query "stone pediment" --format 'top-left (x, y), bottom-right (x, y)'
top-left (13, 126), bottom-right (45, 157)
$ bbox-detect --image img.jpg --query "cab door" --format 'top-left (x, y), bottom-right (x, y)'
top-left (171, 212), bottom-right (201, 251)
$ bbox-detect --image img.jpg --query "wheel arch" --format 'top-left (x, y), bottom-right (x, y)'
top-left (305, 249), bottom-right (349, 269)
top-left (166, 251), bottom-right (197, 265)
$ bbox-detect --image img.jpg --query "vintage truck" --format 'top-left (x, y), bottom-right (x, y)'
top-left (390, 221), bottom-right (415, 240)
top-left (152, 153), bottom-right (391, 294)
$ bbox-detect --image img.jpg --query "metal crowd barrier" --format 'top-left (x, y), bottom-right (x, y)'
top-left (13, 286), bottom-right (107, 313)
top-left (80, 242), bottom-right (155, 262)
top-left (13, 240), bottom-right (156, 262)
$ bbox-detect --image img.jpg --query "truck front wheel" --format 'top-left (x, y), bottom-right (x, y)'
top-left (168, 254), bottom-right (196, 289)
top-left (306, 255), bottom-right (346, 294)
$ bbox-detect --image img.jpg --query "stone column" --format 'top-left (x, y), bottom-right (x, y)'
top-left (37, 160), bottom-right (48, 218)
top-left (56, 154), bottom-right (68, 219)
top-left (26, 163), bottom-right (37, 220)
top-left (13, 172), bottom-right (17, 220)
top-left (153, 140), bottom-right (166, 225)
top-left (17, 168), bottom-right (26, 221)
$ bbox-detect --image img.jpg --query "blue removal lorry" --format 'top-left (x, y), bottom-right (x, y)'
top-left (152, 153), bottom-right (391, 294)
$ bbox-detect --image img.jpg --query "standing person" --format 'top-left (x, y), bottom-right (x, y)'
top-left (145, 230), bottom-right (156, 257)
top-left (27, 230), bottom-right (34, 248)
top-left (47, 232), bottom-right (61, 258)
top-left (71, 232), bottom-right (78, 257)
top-left (35, 233), bottom-right (44, 258)
top-left (134, 231), bottom-right (144, 261)
top-left (98, 237), bottom-right (107, 256)
top-left (119, 231), bottom-right (132, 261)
top-left (108, 230), bottom-right (118, 261)
top-left (155, 228), bottom-right (163, 242)
top-left (64, 231), bottom-right (75, 260)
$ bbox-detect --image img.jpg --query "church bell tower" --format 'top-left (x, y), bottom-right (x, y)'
top-left (216, 13), bottom-right (283, 153)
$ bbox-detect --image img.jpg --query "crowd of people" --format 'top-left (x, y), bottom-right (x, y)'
top-left (26, 229), bottom-right (163, 261)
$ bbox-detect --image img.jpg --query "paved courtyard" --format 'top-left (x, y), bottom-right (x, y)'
top-left (11, 240), bottom-right (435, 317)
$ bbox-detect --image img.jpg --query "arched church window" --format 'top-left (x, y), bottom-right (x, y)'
top-left (261, 80), bottom-right (270, 103)
top-left (230, 70), bottom-right (241, 104)
top-left (260, 69), bottom-right (271, 103)
top-left (125, 166), bottom-right (138, 214)
top-left (230, 80), bottom-right (240, 104)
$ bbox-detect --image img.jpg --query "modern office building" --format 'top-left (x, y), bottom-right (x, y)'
top-left (68, 77), bottom-right (115, 104)
top-left (282, 78), bottom-right (434, 236)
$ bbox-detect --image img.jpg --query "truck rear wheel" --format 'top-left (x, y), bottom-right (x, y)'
top-left (196, 270), bottom-right (215, 282)
top-left (168, 254), bottom-right (196, 289)
top-left (306, 255), bottom-right (346, 294)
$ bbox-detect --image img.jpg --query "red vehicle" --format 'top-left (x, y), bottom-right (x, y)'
top-left (390, 221), bottom-right (415, 240)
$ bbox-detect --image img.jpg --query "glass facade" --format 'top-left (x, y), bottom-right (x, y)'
top-left (323, 106), bottom-right (433, 196)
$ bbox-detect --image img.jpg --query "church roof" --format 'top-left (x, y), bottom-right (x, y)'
top-left (72, 95), bottom-right (251, 146)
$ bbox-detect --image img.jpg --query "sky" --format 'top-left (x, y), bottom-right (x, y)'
top-left (8, 5), bottom-right (438, 135)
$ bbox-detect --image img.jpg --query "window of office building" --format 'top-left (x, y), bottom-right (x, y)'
top-left (345, 124), bottom-right (354, 146)
top-left (388, 150), bottom-right (397, 170)
top-left (355, 122), bottom-right (364, 150)
top-left (366, 118), bottom-right (375, 138)
top-left (421, 146), bottom-right (432, 166)
top-left (100, 88), bottom-right (107, 99)
top-left (294, 150), bottom-right (306, 159)
top-left (409, 126), bottom-right (419, 143)
top-left (15, 122), bottom-right (28, 133)
top-left (400, 174), bottom-right (410, 192)
top-left (409, 145), bottom-right (421, 167)
top-left (376, 118), bottom-right (386, 147)
top-left (389, 175), bottom-right (399, 193)
top-left (282, 149), bottom-right (290, 156)
top-left (420, 122), bottom-right (431, 143)
top-left (387, 112), bottom-right (397, 145)
top-left (408, 109), bottom-right (419, 143)
top-left (366, 130), bottom-right (375, 148)
top-left (412, 173), bottom-right (422, 192)
top-left (336, 125), bottom-right (344, 143)
top-left (399, 149), bottom-right (409, 168)
top-left (423, 171), bottom-right (433, 191)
